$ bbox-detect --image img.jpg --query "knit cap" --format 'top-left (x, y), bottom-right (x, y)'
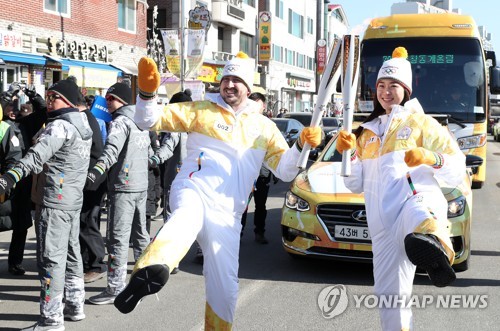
top-left (377, 47), bottom-right (412, 95)
top-left (221, 51), bottom-right (254, 92)
top-left (107, 82), bottom-right (132, 105)
top-left (169, 89), bottom-right (193, 104)
top-left (48, 79), bottom-right (80, 108)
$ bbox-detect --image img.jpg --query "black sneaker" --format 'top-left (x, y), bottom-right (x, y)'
top-left (114, 264), bottom-right (170, 314)
top-left (8, 264), bottom-right (26, 276)
top-left (254, 233), bottom-right (269, 244)
top-left (404, 233), bottom-right (456, 287)
top-left (194, 245), bottom-right (204, 265)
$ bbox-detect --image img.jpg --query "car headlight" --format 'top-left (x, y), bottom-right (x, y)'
top-left (448, 195), bottom-right (466, 217)
top-left (285, 191), bottom-right (310, 211)
top-left (457, 134), bottom-right (486, 150)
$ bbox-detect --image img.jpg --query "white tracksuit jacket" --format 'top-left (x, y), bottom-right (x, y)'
top-left (133, 94), bottom-right (301, 328)
top-left (344, 99), bottom-right (465, 330)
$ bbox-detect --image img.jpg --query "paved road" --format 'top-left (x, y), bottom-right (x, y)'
top-left (1, 138), bottom-right (500, 330)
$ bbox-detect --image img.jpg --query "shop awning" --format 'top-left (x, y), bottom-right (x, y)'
top-left (0, 50), bottom-right (47, 65)
top-left (44, 55), bottom-right (70, 70)
top-left (110, 63), bottom-right (138, 76)
top-left (63, 59), bottom-right (120, 88)
top-left (64, 59), bottom-right (121, 72)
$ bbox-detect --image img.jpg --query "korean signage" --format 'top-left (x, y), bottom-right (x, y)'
top-left (258, 11), bottom-right (272, 62)
top-left (36, 36), bottom-right (110, 63)
top-left (188, 6), bottom-right (211, 31)
top-left (0, 30), bottom-right (23, 51)
top-left (316, 39), bottom-right (327, 75)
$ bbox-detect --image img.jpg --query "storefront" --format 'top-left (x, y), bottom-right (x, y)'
top-left (53, 58), bottom-right (121, 95)
top-left (283, 73), bottom-right (314, 112)
top-left (0, 49), bottom-right (123, 99)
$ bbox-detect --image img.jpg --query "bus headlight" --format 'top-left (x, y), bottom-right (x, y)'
top-left (285, 191), bottom-right (310, 211)
top-left (457, 134), bottom-right (486, 150)
top-left (448, 195), bottom-right (466, 217)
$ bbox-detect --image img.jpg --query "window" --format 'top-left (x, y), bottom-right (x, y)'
top-left (286, 50), bottom-right (294, 66)
top-left (218, 27), bottom-right (224, 53)
top-left (308, 56), bottom-right (314, 71)
top-left (118, 0), bottom-right (136, 33)
top-left (307, 17), bottom-right (313, 34)
top-left (44, 0), bottom-right (70, 17)
top-left (288, 9), bottom-right (303, 39)
top-left (273, 45), bottom-right (283, 62)
top-left (240, 33), bottom-right (254, 57)
top-left (242, 0), bottom-right (255, 7)
top-left (275, 0), bottom-right (284, 19)
top-left (297, 54), bottom-right (305, 68)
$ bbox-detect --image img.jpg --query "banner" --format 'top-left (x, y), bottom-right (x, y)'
top-left (258, 11), bottom-right (272, 61)
top-left (90, 95), bottom-right (112, 122)
top-left (185, 29), bottom-right (206, 78)
top-left (160, 29), bottom-right (206, 79)
top-left (161, 29), bottom-right (182, 76)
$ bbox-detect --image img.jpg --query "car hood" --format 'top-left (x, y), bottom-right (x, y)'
top-left (306, 162), bottom-right (351, 193)
top-left (293, 161), bottom-right (466, 202)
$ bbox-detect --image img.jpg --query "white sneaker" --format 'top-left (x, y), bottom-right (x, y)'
top-left (22, 323), bottom-right (65, 331)
top-left (63, 306), bottom-right (85, 321)
top-left (89, 290), bottom-right (117, 305)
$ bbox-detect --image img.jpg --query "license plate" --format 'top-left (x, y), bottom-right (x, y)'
top-left (334, 225), bottom-right (371, 241)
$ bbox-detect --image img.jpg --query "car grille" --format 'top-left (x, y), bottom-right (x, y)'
top-left (317, 203), bottom-right (370, 243)
top-left (317, 203), bottom-right (367, 225)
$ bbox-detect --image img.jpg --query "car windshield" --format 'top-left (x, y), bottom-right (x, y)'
top-left (285, 113), bottom-right (320, 127)
top-left (490, 104), bottom-right (500, 117)
top-left (360, 38), bottom-right (486, 123)
top-left (274, 120), bottom-right (288, 133)
top-left (322, 118), bottom-right (340, 127)
top-left (321, 138), bottom-right (343, 162)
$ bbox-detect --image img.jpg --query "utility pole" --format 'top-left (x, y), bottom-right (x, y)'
top-left (179, 0), bottom-right (185, 91)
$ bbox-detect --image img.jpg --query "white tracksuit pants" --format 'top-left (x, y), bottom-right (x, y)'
top-left (371, 191), bottom-right (451, 331)
top-left (135, 181), bottom-right (242, 325)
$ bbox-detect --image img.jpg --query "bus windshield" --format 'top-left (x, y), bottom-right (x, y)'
top-left (360, 38), bottom-right (486, 122)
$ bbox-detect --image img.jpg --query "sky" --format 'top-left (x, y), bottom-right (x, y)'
top-left (334, 0), bottom-right (499, 54)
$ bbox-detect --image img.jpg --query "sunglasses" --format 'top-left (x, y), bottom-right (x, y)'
top-left (47, 94), bottom-right (62, 102)
top-left (105, 95), bottom-right (115, 102)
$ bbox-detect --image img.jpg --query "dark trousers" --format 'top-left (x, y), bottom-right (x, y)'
top-left (241, 175), bottom-right (270, 235)
top-left (8, 228), bottom-right (28, 266)
top-left (8, 176), bottom-right (33, 267)
top-left (79, 183), bottom-right (107, 273)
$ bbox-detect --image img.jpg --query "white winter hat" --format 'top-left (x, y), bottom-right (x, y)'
top-left (377, 47), bottom-right (412, 95)
top-left (221, 51), bottom-right (254, 92)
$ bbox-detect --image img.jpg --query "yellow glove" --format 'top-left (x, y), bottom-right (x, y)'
top-left (138, 57), bottom-right (161, 99)
top-left (298, 126), bottom-right (322, 149)
top-left (336, 130), bottom-right (356, 153)
top-left (404, 147), bottom-right (442, 168)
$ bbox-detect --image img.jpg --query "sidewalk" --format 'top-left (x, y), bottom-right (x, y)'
top-left (0, 210), bottom-right (169, 331)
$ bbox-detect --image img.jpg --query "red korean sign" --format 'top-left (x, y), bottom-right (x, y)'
top-left (316, 39), bottom-right (327, 75)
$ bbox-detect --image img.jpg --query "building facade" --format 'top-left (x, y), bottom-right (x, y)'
top-left (0, 0), bottom-right (148, 97)
top-left (148, 0), bottom-right (349, 113)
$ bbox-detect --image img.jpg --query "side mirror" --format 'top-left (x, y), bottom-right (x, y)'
top-left (289, 129), bottom-right (299, 135)
top-left (490, 66), bottom-right (500, 94)
top-left (465, 154), bottom-right (483, 175)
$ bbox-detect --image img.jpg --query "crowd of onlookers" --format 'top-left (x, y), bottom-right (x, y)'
top-left (0, 78), bottom-right (188, 330)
